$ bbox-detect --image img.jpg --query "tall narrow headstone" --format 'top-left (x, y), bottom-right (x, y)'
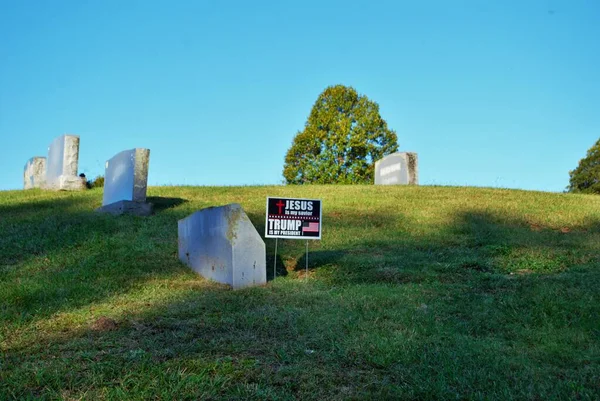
top-left (178, 204), bottom-right (267, 289)
top-left (23, 157), bottom-right (46, 189)
top-left (45, 134), bottom-right (86, 190)
top-left (96, 148), bottom-right (152, 216)
top-left (374, 152), bottom-right (418, 185)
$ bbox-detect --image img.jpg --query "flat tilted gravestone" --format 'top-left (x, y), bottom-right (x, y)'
top-left (97, 148), bottom-right (152, 216)
top-left (178, 204), bottom-right (266, 289)
top-left (45, 134), bottom-right (86, 191)
top-left (374, 152), bottom-right (418, 185)
top-left (23, 157), bottom-right (46, 189)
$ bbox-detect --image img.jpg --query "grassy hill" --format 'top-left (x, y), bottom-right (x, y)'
top-left (1, 185), bottom-right (599, 400)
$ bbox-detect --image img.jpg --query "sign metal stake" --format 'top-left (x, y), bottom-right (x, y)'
top-left (273, 238), bottom-right (278, 280)
top-left (305, 240), bottom-right (309, 279)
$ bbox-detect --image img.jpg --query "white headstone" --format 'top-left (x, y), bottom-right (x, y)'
top-left (23, 157), bottom-right (46, 189)
top-left (102, 148), bottom-right (150, 206)
top-left (45, 134), bottom-right (85, 190)
top-left (178, 204), bottom-right (267, 289)
top-left (96, 148), bottom-right (152, 216)
top-left (374, 152), bottom-right (418, 185)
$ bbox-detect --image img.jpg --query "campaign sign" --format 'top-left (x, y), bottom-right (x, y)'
top-left (265, 197), bottom-right (322, 240)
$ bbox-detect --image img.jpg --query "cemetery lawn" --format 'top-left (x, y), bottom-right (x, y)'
top-left (1, 185), bottom-right (599, 400)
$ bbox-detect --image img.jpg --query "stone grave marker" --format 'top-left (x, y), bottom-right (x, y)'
top-left (178, 204), bottom-right (266, 289)
top-left (23, 157), bottom-right (46, 189)
top-left (45, 134), bottom-right (86, 190)
top-left (96, 148), bottom-right (152, 216)
top-left (374, 152), bottom-right (418, 185)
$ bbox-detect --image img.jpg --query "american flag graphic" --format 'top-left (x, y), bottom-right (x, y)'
top-left (302, 221), bottom-right (320, 233)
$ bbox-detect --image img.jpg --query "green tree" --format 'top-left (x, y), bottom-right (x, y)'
top-left (283, 85), bottom-right (398, 184)
top-left (568, 138), bottom-right (600, 194)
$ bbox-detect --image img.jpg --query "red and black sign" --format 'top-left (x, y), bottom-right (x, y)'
top-left (265, 197), bottom-right (322, 240)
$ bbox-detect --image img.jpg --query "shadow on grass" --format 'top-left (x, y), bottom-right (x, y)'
top-left (0, 194), bottom-right (194, 329)
top-left (3, 262), bottom-right (600, 400)
top-left (266, 252), bottom-right (287, 281)
top-left (291, 209), bottom-right (600, 284)
top-left (2, 193), bottom-right (598, 327)
top-left (1, 198), bottom-right (600, 398)
top-left (0, 196), bottom-right (119, 267)
top-left (147, 196), bottom-right (187, 213)
top-left (0, 195), bottom-right (82, 217)
top-left (0, 195), bottom-right (285, 329)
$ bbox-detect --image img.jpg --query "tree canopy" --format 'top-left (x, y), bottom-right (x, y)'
top-left (283, 85), bottom-right (398, 184)
top-left (568, 138), bottom-right (600, 194)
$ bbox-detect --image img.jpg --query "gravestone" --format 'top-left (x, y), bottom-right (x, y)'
top-left (96, 148), bottom-right (152, 216)
top-left (45, 134), bottom-right (86, 190)
top-left (23, 157), bottom-right (46, 189)
top-left (374, 152), bottom-right (418, 185)
top-left (178, 204), bottom-right (266, 289)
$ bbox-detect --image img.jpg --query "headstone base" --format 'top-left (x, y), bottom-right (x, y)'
top-left (59, 175), bottom-right (87, 191)
top-left (44, 175), bottom-right (87, 191)
top-left (96, 200), bottom-right (153, 216)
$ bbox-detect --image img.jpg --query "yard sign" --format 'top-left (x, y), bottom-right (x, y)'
top-left (265, 197), bottom-right (322, 240)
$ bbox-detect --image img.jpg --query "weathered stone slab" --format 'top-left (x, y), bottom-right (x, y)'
top-left (45, 134), bottom-right (86, 190)
top-left (374, 152), bottom-right (418, 185)
top-left (23, 157), bottom-right (46, 189)
top-left (178, 204), bottom-right (266, 289)
top-left (96, 200), bottom-right (153, 216)
top-left (102, 148), bottom-right (150, 206)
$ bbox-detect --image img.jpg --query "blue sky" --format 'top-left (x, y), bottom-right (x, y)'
top-left (1, 0), bottom-right (598, 192)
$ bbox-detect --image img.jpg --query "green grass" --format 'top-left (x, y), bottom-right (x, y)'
top-left (1, 185), bottom-right (599, 400)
